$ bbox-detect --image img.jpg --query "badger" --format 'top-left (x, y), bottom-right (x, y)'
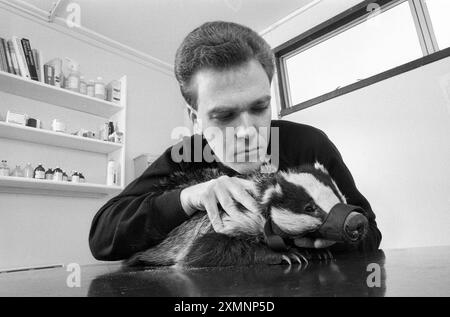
top-left (126, 162), bottom-right (369, 268)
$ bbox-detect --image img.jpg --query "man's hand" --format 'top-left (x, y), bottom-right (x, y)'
top-left (294, 237), bottom-right (336, 249)
top-left (180, 175), bottom-right (259, 233)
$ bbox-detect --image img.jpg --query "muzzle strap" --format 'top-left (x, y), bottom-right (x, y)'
top-left (263, 220), bottom-right (289, 252)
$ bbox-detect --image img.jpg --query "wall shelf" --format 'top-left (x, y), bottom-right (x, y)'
top-left (0, 71), bottom-right (123, 118)
top-left (0, 176), bottom-right (123, 198)
top-left (0, 69), bottom-right (128, 197)
top-left (0, 121), bottom-right (122, 154)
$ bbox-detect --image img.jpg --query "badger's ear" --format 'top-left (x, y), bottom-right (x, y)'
top-left (314, 161), bottom-right (329, 175)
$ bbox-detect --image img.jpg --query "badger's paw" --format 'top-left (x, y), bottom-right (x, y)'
top-left (255, 248), bottom-right (309, 271)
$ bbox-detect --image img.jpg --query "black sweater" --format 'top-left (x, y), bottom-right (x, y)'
top-left (89, 120), bottom-right (382, 260)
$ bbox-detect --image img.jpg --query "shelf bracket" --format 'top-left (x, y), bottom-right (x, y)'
top-left (48, 0), bottom-right (64, 23)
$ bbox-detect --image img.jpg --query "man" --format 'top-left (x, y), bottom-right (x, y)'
top-left (89, 21), bottom-right (381, 261)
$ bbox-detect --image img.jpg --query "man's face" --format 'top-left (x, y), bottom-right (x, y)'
top-left (192, 59), bottom-right (272, 174)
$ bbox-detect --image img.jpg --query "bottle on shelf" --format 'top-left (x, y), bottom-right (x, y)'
top-left (94, 77), bottom-right (106, 100)
top-left (79, 76), bottom-right (87, 95)
top-left (45, 168), bottom-right (54, 180)
top-left (71, 171), bottom-right (80, 183)
top-left (79, 173), bottom-right (85, 183)
top-left (108, 121), bottom-right (115, 142)
top-left (65, 58), bottom-right (81, 93)
top-left (87, 80), bottom-right (95, 97)
top-left (0, 160), bottom-right (10, 176)
top-left (23, 163), bottom-right (34, 178)
top-left (106, 80), bottom-right (121, 104)
top-left (53, 167), bottom-right (63, 181)
top-left (34, 164), bottom-right (45, 179)
top-left (10, 165), bottom-right (24, 177)
top-left (106, 160), bottom-right (116, 186)
top-left (62, 171), bottom-right (68, 182)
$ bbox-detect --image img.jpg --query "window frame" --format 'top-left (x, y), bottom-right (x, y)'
top-left (274, 0), bottom-right (450, 117)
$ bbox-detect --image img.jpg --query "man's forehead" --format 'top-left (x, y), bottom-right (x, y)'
top-left (195, 60), bottom-right (271, 109)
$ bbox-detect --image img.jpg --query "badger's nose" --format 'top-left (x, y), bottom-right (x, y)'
top-left (343, 212), bottom-right (369, 242)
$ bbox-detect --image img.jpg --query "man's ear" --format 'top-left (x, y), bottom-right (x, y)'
top-left (186, 103), bottom-right (198, 122)
top-left (187, 108), bottom-right (197, 122)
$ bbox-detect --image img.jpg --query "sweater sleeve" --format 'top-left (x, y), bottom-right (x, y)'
top-left (316, 131), bottom-right (382, 253)
top-left (89, 147), bottom-right (190, 261)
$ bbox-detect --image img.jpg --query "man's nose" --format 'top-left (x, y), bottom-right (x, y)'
top-left (235, 113), bottom-right (255, 139)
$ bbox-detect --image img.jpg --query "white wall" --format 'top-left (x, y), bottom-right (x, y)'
top-left (0, 7), bottom-right (186, 269)
top-left (263, 0), bottom-right (450, 249)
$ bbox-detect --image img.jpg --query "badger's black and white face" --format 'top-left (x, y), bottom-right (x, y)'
top-left (259, 162), bottom-right (347, 237)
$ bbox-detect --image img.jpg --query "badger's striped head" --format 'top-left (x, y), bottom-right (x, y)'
top-left (258, 162), bottom-right (346, 237)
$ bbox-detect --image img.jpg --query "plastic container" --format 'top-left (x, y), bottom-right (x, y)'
top-left (46, 58), bottom-right (62, 87)
top-left (87, 80), bottom-right (95, 97)
top-left (106, 160), bottom-right (116, 186)
top-left (79, 173), bottom-right (85, 183)
top-left (79, 76), bottom-right (87, 95)
top-left (94, 77), bottom-right (106, 100)
top-left (106, 80), bottom-right (121, 104)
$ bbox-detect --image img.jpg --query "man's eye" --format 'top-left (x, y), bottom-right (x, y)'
top-left (250, 104), bottom-right (269, 114)
top-left (212, 113), bottom-right (236, 122)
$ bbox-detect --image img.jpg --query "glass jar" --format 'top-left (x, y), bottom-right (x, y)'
top-left (53, 167), bottom-right (63, 181)
top-left (66, 70), bottom-right (80, 92)
top-left (11, 165), bottom-right (24, 177)
top-left (79, 173), bottom-right (85, 183)
top-left (0, 160), bottom-right (10, 176)
top-left (24, 163), bottom-right (34, 178)
top-left (45, 168), bottom-right (54, 180)
top-left (34, 164), bottom-right (45, 179)
top-left (71, 171), bottom-right (80, 183)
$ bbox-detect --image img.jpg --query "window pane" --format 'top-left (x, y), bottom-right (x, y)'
top-left (425, 0), bottom-right (450, 50)
top-left (285, 1), bottom-right (423, 106)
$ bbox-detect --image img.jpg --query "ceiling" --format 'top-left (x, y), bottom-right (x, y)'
top-left (15, 0), bottom-right (313, 65)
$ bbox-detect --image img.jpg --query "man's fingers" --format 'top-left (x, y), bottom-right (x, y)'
top-left (228, 181), bottom-right (259, 213)
top-left (294, 237), bottom-right (336, 249)
top-left (203, 193), bottom-right (224, 232)
top-left (235, 178), bottom-right (257, 193)
top-left (294, 237), bottom-right (315, 248)
top-left (213, 185), bottom-right (242, 219)
top-left (314, 239), bottom-right (336, 248)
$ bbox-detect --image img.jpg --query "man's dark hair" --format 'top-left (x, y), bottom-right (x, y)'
top-left (174, 21), bottom-right (275, 109)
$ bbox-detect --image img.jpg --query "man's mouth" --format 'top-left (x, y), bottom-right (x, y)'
top-left (234, 147), bottom-right (260, 156)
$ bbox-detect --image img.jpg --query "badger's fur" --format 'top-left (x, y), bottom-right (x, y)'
top-left (126, 162), bottom-right (347, 268)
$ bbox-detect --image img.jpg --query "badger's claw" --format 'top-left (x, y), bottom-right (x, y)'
top-left (326, 249), bottom-right (334, 261)
top-left (291, 254), bottom-right (302, 265)
top-left (281, 255), bottom-right (292, 266)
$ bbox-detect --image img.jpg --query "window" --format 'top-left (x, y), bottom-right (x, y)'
top-left (275, 0), bottom-right (450, 115)
top-left (424, 0), bottom-right (450, 50)
top-left (284, 1), bottom-right (422, 106)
